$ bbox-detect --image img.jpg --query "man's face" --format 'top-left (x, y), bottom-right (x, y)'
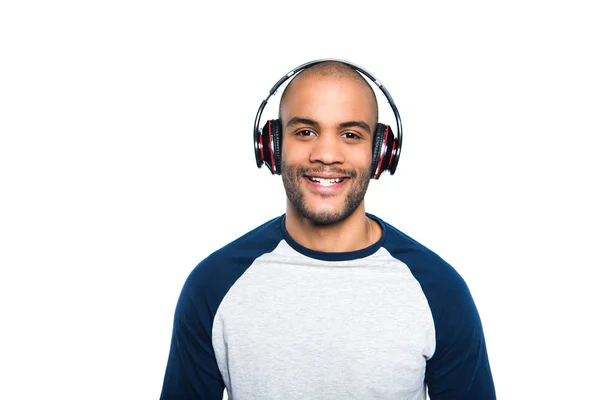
top-left (280, 74), bottom-right (377, 225)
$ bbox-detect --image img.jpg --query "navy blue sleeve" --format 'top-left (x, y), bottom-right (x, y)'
top-left (422, 268), bottom-right (495, 399)
top-left (159, 265), bottom-right (225, 400)
top-left (384, 226), bottom-right (496, 399)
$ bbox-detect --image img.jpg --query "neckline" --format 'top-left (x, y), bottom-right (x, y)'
top-left (279, 213), bottom-right (387, 262)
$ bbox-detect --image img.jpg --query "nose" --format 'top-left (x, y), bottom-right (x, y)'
top-left (309, 132), bottom-right (345, 165)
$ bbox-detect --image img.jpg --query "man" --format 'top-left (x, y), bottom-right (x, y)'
top-left (160, 60), bottom-right (496, 399)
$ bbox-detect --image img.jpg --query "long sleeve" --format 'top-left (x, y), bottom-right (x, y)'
top-left (424, 277), bottom-right (496, 399)
top-left (160, 271), bottom-right (225, 400)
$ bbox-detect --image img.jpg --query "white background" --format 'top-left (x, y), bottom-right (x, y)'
top-left (1, 1), bottom-right (598, 399)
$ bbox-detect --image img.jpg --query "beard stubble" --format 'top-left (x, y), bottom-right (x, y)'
top-left (281, 160), bottom-right (371, 225)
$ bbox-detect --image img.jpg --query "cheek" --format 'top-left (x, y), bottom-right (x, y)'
top-left (349, 146), bottom-right (373, 170)
top-left (281, 141), bottom-right (310, 165)
top-left (280, 139), bottom-right (296, 160)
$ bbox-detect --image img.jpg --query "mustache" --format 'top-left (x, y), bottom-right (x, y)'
top-left (295, 166), bottom-right (358, 179)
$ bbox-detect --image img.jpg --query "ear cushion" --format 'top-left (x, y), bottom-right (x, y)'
top-left (386, 128), bottom-right (401, 175)
top-left (371, 123), bottom-right (388, 178)
top-left (260, 119), bottom-right (282, 174)
top-left (270, 119), bottom-right (282, 174)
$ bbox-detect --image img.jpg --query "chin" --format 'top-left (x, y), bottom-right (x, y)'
top-left (291, 197), bottom-right (361, 226)
top-left (306, 207), bottom-right (343, 224)
top-left (298, 208), bottom-right (350, 226)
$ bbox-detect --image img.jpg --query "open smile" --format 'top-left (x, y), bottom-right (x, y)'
top-left (303, 174), bottom-right (350, 193)
top-left (306, 176), bottom-right (347, 186)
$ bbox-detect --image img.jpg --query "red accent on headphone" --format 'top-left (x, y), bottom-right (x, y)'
top-left (374, 125), bottom-right (389, 178)
top-left (259, 131), bottom-right (264, 162)
top-left (268, 120), bottom-right (276, 174)
top-left (388, 140), bottom-right (397, 169)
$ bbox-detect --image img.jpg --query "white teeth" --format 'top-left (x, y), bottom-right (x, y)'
top-left (309, 177), bottom-right (343, 186)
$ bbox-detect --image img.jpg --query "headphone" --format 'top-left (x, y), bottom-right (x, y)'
top-left (253, 59), bottom-right (403, 179)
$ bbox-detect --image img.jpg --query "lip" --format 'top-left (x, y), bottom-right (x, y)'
top-left (305, 173), bottom-right (349, 179)
top-left (303, 176), bottom-right (349, 195)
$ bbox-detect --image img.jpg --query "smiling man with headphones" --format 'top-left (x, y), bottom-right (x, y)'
top-left (160, 60), bottom-right (496, 400)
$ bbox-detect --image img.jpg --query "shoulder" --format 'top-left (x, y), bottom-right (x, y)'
top-left (376, 216), bottom-right (474, 316)
top-left (379, 217), bottom-right (463, 282)
top-left (187, 215), bottom-right (284, 288)
top-left (177, 215), bottom-right (285, 317)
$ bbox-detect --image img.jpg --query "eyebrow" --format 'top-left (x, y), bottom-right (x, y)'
top-left (286, 117), bottom-right (320, 129)
top-left (338, 120), bottom-right (372, 134)
top-left (285, 117), bottom-right (372, 134)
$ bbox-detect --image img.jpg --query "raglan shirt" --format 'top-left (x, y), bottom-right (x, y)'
top-left (160, 214), bottom-right (495, 400)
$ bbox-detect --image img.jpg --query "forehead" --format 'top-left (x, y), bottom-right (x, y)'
top-left (280, 74), bottom-right (377, 124)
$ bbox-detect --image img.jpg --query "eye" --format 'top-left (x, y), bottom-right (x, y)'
top-left (295, 129), bottom-right (316, 137)
top-left (342, 131), bottom-right (363, 140)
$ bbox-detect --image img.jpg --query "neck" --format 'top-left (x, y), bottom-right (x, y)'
top-left (285, 202), bottom-right (381, 252)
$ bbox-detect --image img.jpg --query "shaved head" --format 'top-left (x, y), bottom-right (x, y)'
top-left (279, 61), bottom-right (378, 132)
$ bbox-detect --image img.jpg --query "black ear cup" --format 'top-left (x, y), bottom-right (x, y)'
top-left (256, 119), bottom-right (282, 174)
top-left (270, 119), bottom-right (282, 174)
top-left (371, 123), bottom-right (386, 178)
top-left (371, 123), bottom-right (399, 179)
